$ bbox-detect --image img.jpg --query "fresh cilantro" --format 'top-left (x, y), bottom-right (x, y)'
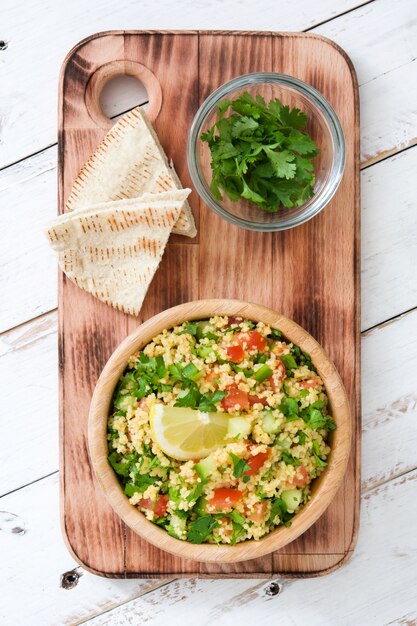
top-left (179, 321), bottom-right (198, 336)
top-left (133, 474), bottom-right (158, 491)
top-left (187, 480), bottom-right (207, 503)
top-left (269, 497), bottom-right (295, 526)
top-left (198, 390), bottom-right (227, 412)
top-left (313, 440), bottom-right (328, 468)
top-left (296, 430), bottom-right (307, 445)
top-left (108, 452), bottom-right (130, 477)
top-left (201, 92), bottom-right (319, 212)
top-left (230, 453), bottom-right (251, 478)
top-left (279, 397), bottom-right (299, 419)
top-left (301, 404), bottom-right (336, 431)
top-left (174, 387), bottom-right (201, 408)
top-left (124, 483), bottom-right (142, 497)
top-left (187, 516), bottom-right (219, 544)
top-left (281, 450), bottom-right (301, 467)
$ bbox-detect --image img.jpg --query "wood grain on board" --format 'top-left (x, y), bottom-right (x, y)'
top-left (58, 31), bottom-right (360, 577)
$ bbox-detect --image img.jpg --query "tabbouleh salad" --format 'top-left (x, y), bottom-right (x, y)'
top-left (107, 316), bottom-right (335, 545)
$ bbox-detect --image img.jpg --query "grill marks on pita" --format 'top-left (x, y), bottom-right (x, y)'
top-left (65, 107), bottom-right (196, 238)
top-left (46, 190), bottom-right (190, 316)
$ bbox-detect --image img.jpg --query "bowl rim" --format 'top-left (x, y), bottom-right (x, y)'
top-left (187, 71), bottom-right (346, 232)
top-left (88, 299), bottom-right (351, 563)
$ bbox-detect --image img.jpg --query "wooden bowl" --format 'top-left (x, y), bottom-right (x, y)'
top-left (88, 299), bottom-right (351, 563)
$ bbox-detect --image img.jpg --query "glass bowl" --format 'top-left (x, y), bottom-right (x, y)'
top-left (187, 72), bottom-right (345, 232)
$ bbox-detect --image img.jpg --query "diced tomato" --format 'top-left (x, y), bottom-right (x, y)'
top-left (138, 494), bottom-right (169, 517)
top-left (287, 465), bottom-right (309, 488)
top-left (300, 379), bottom-right (319, 389)
top-left (207, 488), bottom-right (242, 512)
top-left (237, 330), bottom-right (267, 352)
top-left (245, 501), bottom-right (268, 523)
top-left (221, 385), bottom-right (250, 411)
top-left (227, 316), bottom-right (243, 326)
top-left (244, 447), bottom-right (271, 476)
top-left (205, 370), bottom-right (219, 386)
top-left (227, 344), bottom-right (245, 363)
top-left (248, 394), bottom-right (268, 407)
top-left (268, 360), bottom-right (286, 391)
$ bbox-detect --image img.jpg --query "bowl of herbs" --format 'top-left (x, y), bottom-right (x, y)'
top-left (187, 72), bottom-right (345, 232)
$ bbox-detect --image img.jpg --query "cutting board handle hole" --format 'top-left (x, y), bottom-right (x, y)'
top-left (85, 60), bottom-right (163, 128)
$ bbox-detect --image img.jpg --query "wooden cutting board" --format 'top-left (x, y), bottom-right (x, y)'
top-left (58, 30), bottom-right (360, 578)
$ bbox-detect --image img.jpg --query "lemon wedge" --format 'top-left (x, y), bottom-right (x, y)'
top-left (149, 404), bottom-right (230, 461)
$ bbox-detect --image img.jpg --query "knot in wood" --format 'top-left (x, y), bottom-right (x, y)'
top-left (264, 581), bottom-right (282, 597)
top-left (61, 568), bottom-right (81, 590)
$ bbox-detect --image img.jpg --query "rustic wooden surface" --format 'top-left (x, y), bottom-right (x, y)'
top-left (1, 0), bottom-right (416, 623)
top-left (58, 30), bottom-right (359, 577)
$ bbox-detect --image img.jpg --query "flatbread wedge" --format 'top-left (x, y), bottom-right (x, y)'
top-left (65, 107), bottom-right (196, 238)
top-left (46, 190), bottom-right (190, 316)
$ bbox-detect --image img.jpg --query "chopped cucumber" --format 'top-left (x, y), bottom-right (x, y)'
top-left (262, 412), bottom-right (281, 434)
top-left (227, 417), bottom-right (251, 439)
top-left (253, 364), bottom-right (273, 383)
top-left (194, 496), bottom-right (207, 516)
top-left (182, 363), bottom-right (202, 380)
top-left (195, 455), bottom-right (216, 480)
top-left (196, 344), bottom-right (214, 359)
top-left (114, 394), bottom-right (137, 411)
top-left (196, 321), bottom-right (215, 340)
top-left (166, 514), bottom-right (187, 539)
top-left (281, 488), bottom-right (302, 512)
top-left (277, 436), bottom-right (292, 450)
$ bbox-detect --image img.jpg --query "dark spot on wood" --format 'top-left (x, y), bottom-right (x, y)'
top-left (61, 567), bottom-right (82, 590)
top-left (264, 581), bottom-right (282, 597)
top-left (0, 40), bottom-right (8, 50)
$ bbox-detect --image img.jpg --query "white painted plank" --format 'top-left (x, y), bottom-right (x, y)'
top-left (0, 147), bottom-right (57, 333)
top-left (67, 471), bottom-right (417, 626)
top-left (313, 0), bottom-right (417, 163)
top-left (0, 473), bottom-right (166, 626)
top-left (361, 146), bottom-right (417, 330)
top-left (0, 313), bottom-right (58, 496)
top-left (362, 308), bottom-right (417, 491)
top-left (0, 0), bottom-right (363, 169)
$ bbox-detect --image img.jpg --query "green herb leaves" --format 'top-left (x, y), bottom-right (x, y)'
top-left (174, 388), bottom-right (227, 411)
top-left (229, 453), bottom-right (251, 478)
top-left (201, 92), bottom-right (319, 212)
top-left (187, 516), bottom-right (219, 544)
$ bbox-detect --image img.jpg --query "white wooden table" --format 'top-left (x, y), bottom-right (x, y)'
top-left (1, 1), bottom-right (417, 624)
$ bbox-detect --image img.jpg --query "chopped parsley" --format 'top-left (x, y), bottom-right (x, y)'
top-left (230, 453), bottom-right (251, 478)
top-left (187, 516), bottom-right (219, 544)
top-left (201, 92), bottom-right (319, 212)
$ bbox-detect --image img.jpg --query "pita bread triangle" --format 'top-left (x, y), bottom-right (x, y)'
top-left (46, 190), bottom-right (190, 316)
top-left (65, 106), bottom-right (196, 238)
